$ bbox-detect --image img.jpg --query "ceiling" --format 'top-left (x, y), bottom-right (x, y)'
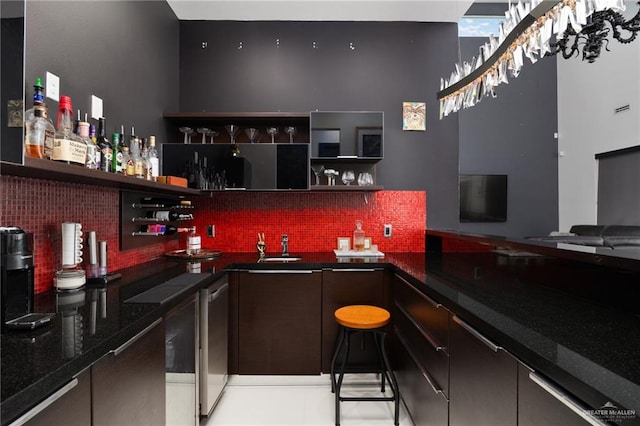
top-left (166, 0), bottom-right (478, 22)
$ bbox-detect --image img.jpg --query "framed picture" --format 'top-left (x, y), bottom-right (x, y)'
top-left (357, 127), bottom-right (383, 157)
top-left (402, 101), bottom-right (426, 131)
top-left (363, 237), bottom-right (372, 250)
top-left (337, 237), bottom-right (351, 252)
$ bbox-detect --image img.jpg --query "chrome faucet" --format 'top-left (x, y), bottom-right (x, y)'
top-left (281, 234), bottom-right (289, 256)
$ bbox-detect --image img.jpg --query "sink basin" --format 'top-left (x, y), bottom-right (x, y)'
top-left (259, 256), bottom-right (302, 262)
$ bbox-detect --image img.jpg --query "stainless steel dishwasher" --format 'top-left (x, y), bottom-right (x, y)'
top-left (199, 276), bottom-right (229, 417)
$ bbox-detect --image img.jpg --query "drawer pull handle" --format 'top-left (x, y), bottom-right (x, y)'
top-left (208, 282), bottom-right (229, 302)
top-left (397, 274), bottom-right (444, 309)
top-left (394, 301), bottom-right (446, 353)
top-left (395, 328), bottom-right (448, 401)
top-left (452, 316), bottom-right (502, 352)
top-left (529, 372), bottom-right (608, 426)
top-left (248, 270), bottom-right (315, 274)
top-left (111, 318), bottom-right (162, 356)
top-left (9, 379), bottom-right (78, 426)
top-left (329, 268), bottom-right (380, 272)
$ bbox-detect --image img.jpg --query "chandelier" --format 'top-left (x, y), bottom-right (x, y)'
top-left (438, 0), bottom-right (640, 119)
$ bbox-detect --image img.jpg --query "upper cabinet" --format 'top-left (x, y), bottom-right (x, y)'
top-left (310, 111), bottom-right (383, 161)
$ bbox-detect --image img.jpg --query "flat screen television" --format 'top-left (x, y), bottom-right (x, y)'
top-left (459, 174), bottom-right (508, 222)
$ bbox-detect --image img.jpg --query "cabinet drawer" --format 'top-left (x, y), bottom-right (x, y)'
top-left (394, 302), bottom-right (449, 398)
top-left (394, 327), bottom-right (448, 426)
top-left (394, 274), bottom-right (449, 353)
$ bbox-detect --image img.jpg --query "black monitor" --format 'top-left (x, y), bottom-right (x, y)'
top-left (459, 174), bottom-right (507, 222)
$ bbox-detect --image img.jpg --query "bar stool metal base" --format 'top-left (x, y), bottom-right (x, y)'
top-left (330, 325), bottom-right (400, 426)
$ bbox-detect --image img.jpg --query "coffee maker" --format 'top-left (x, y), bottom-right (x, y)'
top-left (1, 226), bottom-right (35, 332)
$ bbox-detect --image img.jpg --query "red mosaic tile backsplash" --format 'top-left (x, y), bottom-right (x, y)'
top-left (1, 175), bottom-right (426, 293)
top-left (1, 176), bottom-right (180, 294)
top-left (191, 190), bottom-right (426, 254)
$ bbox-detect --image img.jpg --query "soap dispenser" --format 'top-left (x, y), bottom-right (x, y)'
top-left (353, 220), bottom-right (365, 251)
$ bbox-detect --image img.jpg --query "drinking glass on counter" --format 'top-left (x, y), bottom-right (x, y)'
top-left (197, 128), bottom-right (209, 144)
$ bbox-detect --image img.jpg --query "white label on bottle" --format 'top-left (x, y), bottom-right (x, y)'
top-left (154, 211), bottom-right (171, 221)
top-left (187, 235), bottom-right (200, 250)
top-left (187, 235), bottom-right (201, 254)
top-left (52, 138), bottom-right (87, 164)
top-left (150, 158), bottom-right (159, 178)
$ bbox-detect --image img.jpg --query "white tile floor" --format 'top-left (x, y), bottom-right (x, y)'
top-left (202, 374), bottom-right (413, 426)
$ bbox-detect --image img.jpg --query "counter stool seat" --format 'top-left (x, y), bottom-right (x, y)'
top-left (331, 305), bottom-right (399, 426)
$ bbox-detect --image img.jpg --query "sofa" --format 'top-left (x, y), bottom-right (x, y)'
top-left (527, 225), bottom-right (640, 248)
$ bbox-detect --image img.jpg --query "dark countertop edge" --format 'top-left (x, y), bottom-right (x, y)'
top-left (427, 229), bottom-right (640, 271)
top-left (3, 252), bottom-right (638, 423)
top-left (393, 266), bottom-right (640, 418)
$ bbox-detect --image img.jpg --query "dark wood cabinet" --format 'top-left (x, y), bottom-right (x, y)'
top-left (22, 369), bottom-right (91, 426)
top-left (449, 315), bottom-right (518, 426)
top-left (321, 268), bottom-right (387, 373)
top-left (91, 318), bottom-right (166, 426)
top-left (518, 364), bottom-right (594, 426)
top-left (237, 270), bottom-right (322, 374)
top-left (394, 332), bottom-right (449, 426)
top-left (392, 274), bottom-right (449, 426)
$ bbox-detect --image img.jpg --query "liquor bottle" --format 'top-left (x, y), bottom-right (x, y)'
top-left (96, 117), bottom-right (113, 172)
top-left (146, 210), bottom-right (193, 221)
top-left (51, 96), bottom-right (87, 166)
top-left (141, 138), bottom-right (151, 180)
top-left (141, 224), bottom-right (192, 235)
top-left (186, 227), bottom-right (201, 255)
top-left (23, 77), bottom-right (45, 124)
top-left (353, 220), bottom-right (365, 251)
top-left (139, 197), bottom-right (191, 208)
top-left (111, 132), bottom-right (122, 173)
top-left (89, 124), bottom-right (100, 170)
top-left (122, 146), bottom-right (133, 176)
top-left (77, 120), bottom-right (98, 169)
top-left (24, 77), bottom-right (54, 159)
top-left (133, 137), bottom-right (144, 179)
top-left (148, 136), bottom-right (160, 182)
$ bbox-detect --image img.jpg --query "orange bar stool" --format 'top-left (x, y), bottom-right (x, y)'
top-left (330, 305), bottom-right (399, 426)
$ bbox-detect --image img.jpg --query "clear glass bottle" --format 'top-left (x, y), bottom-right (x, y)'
top-left (89, 124), bottom-right (101, 169)
top-left (186, 227), bottom-right (201, 255)
top-left (353, 220), bottom-right (365, 251)
top-left (77, 121), bottom-right (98, 169)
top-left (51, 96), bottom-right (87, 166)
top-left (121, 146), bottom-right (132, 176)
top-left (24, 105), bottom-right (54, 159)
top-left (148, 135), bottom-right (159, 181)
top-left (132, 136), bottom-right (144, 179)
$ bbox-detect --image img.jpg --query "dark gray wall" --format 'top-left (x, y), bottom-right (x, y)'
top-left (457, 37), bottom-right (559, 237)
top-left (24, 1), bottom-right (179, 142)
top-left (1, 2), bottom-right (24, 164)
top-left (179, 21), bottom-right (460, 229)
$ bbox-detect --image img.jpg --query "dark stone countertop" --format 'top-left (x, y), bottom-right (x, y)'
top-left (2, 251), bottom-right (639, 424)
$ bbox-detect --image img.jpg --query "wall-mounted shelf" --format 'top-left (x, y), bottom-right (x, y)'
top-left (309, 185), bottom-right (384, 191)
top-left (163, 111), bottom-right (310, 145)
top-left (1, 158), bottom-right (201, 196)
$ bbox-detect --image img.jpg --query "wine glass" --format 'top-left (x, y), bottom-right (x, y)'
top-left (197, 128), bottom-right (209, 144)
top-left (341, 170), bottom-right (355, 186)
top-left (224, 124), bottom-right (240, 144)
top-left (179, 127), bottom-right (194, 144)
top-left (206, 130), bottom-right (219, 144)
top-left (311, 164), bottom-right (325, 185)
top-left (244, 128), bottom-right (261, 144)
top-left (266, 127), bottom-right (278, 144)
top-left (285, 126), bottom-right (296, 143)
